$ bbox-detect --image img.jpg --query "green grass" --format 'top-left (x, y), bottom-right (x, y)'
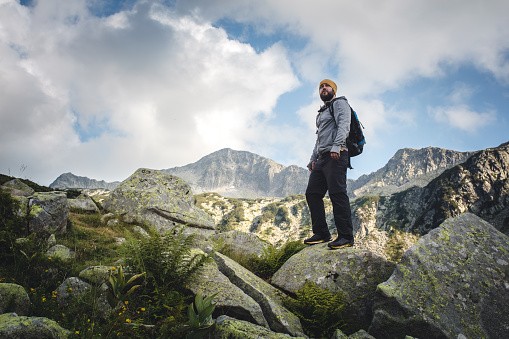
top-left (0, 187), bottom-right (214, 338)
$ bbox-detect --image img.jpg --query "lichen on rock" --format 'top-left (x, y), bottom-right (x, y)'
top-left (102, 168), bottom-right (215, 236)
top-left (369, 213), bottom-right (509, 339)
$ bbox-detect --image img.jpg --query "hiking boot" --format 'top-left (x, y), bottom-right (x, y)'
top-left (328, 237), bottom-right (354, 249)
top-left (304, 234), bottom-right (332, 245)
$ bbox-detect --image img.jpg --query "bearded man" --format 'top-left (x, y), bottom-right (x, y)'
top-left (303, 79), bottom-right (354, 249)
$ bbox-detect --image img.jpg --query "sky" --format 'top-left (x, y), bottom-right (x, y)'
top-left (1, 0), bottom-right (508, 186)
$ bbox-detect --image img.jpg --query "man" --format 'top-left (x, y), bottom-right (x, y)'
top-left (304, 79), bottom-right (354, 249)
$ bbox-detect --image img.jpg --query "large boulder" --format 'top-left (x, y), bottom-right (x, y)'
top-left (211, 315), bottom-right (306, 339)
top-left (0, 313), bottom-right (70, 338)
top-left (213, 252), bottom-right (305, 337)
top-left (68, 194), bottom-right (99, 212)
top-left (271, 245), bottom-right (396, 332)
top-left (187, 254), bottom-right (269, 328)
top-left (369, 213), bottom-right (509, 339)
top-left (46, 245), bottom-right (74, 261)
top-left (1, 179), bottom-right (34, 197)
top-left (211, 230), bottom-right (270, 258)
top-left (0, 284), bottom-right (31, 316)
top-left (28, 192), bottom-right (69, 234)
top-left (102, 168), bottom-right (215, 236)
top-left (79, 266), bottom-right (114, 285)
top-left (56, 277), bottom-right (91, 307)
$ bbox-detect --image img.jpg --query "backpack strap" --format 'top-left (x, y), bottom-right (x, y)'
top-left (320, 97), bottom-right (353, 169)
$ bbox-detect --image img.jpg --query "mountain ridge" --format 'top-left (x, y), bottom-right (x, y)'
top-left (50, 145), bottom-right (481, 199)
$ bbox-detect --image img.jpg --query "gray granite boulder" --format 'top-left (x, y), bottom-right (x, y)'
top-left (369, 213), bottom-right (509, 339)
top-left (213, 252), bottom-right (305, 337)
top-left (271, 244), bottom-right (396, 331)
top-left (68, 193), bottom-right (99, 212)
top-left (0, 284), bottom-right (31, 316)
top-left (187, 252), bottom-right (269, 328)
top-left (28, 192), bottom-right (69, 234)
top-left (46, 245), bottom-right (73, 261)
top-left (102, 168), bottom-right (215, 237)
top-left (56, 277), bottom-right (91, 307)
top-left (0, 313), bottom-right (70, 338)
top-left (1, 179), bottom-right (34, 197)
top-left (211, 230), bottom-right (270, 258)
top-left (211, 315), bottom-right (307, 338)
top-left (79, 266), bottom-right (113, 285)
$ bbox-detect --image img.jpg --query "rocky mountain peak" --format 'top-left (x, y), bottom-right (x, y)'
top-left (161, 148), bottom-right (308, 198)
top-left (349, 146), bottom-right (475, 197)
top-left (49, 172), bottom-right (120, 191)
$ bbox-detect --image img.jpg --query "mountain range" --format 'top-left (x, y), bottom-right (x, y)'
top-left (50, 146), bottom-right (476, 199)
top-left (49, 172), bottom-right (120, 191)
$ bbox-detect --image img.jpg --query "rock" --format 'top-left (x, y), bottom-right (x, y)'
top-left (1, 179), bottom-right (35, 197)
top-left (211, 230), bottom-right (270, 258)
top-left (28, 192), bottom-right (69, 234)
top-left (100, 213), bottom-right (115, 224)
top-left (113, 237), bottom-right (125, 245)
top-left (213, 252), bottom-right (305, 337)
top-left (46, 245), bottom-right (73, 261)
top-left (95, 283), bottom-right (114, 319)
top-left (56, 277), bottom-right (91, 307)
top-left (68, 194), bottom-right (99, 212)
top-left (0, 284), bottom-right (31, 316)
top-left (14, 196), bottom-right (30, 218)
top-left (47, 234), bottom-right (56, 245)
top-left (132, 225), bottom-right (149, 237)
top-left (347, 329), bottom-right (376, 338)
top-left (107, 218), bottom-right (120, 227)
top-left (187, 254), bottom-right (269, 328)
top-left (369, 213), bottom-right (509, 339)
top-left (0, 313), bottom-right (70, 338)
top-left (79, 266), bottom-right (114, 285)
top-left (102, 168), bottom-right (215, 236)
top-left (271, 244), bottom-right (396, 331)
top-left (211, 315), bottom-right (307, 338)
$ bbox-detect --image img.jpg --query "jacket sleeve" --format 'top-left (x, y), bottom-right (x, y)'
top-left (331, 99), bottom-right (351, 154)
top-left (308, 138), bottom-right (318, 169)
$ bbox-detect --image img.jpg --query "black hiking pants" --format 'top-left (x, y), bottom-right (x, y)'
top-left (305, 150), bottom-right (353, 240)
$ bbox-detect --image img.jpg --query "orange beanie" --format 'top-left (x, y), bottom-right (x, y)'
top-left (319, 79), bottom-right (337, 94)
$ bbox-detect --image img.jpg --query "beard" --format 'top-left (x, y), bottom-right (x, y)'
top-left (320, 90), bottom-right (334, 102)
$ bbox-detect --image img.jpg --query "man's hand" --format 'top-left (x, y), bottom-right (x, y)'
top-left (308, 161), bottom-right (315, 171)
top-left (331, 152), bottom-right (340, 160)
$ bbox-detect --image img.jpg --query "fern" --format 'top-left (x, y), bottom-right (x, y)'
top-left (246, 240), bottom-right (305, 280)
top-left (121, 225), bottom-right (212, 291)
top-left (284, 280), bottom-right (346, 338)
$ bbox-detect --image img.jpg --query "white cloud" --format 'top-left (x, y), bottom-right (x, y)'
top-left (0, 0), bottom-right (298, 184)
top-left (429, 105), bottom-right (496, 133)
top-left (429, 83), bottom-right (497, 132)
top-left (184, 0), bottom-right (509, 92)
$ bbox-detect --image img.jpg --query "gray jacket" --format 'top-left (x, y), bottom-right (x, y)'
top-left (307, 96), bottom-right (351, 169)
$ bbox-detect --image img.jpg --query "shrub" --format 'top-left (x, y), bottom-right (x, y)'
top-left (284, 280), bottom-right (347, 338)
top-left (0, 188), bottom-right (26, 261)
top-left (120, 225), bottom-right (213, 333)
top-left (247, 240), bottom-right (305, 280)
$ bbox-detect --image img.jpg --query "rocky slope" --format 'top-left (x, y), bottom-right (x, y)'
top-left (369, 141), bottom-right (509, 235)
top-left (162, 148), bottom-right (310, 198)
top-left (196, 142), bottom-right (509, 261)
top-left (49, 172), bottom-right (119, 191)
top-left (348, 146), bottom-right (474, 198)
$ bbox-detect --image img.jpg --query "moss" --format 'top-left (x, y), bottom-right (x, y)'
top-left (0, 313), bottom-right (70, 338)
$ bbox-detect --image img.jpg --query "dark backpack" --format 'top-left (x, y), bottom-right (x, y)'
top-left (321, 96), bottom-right (366, 157)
